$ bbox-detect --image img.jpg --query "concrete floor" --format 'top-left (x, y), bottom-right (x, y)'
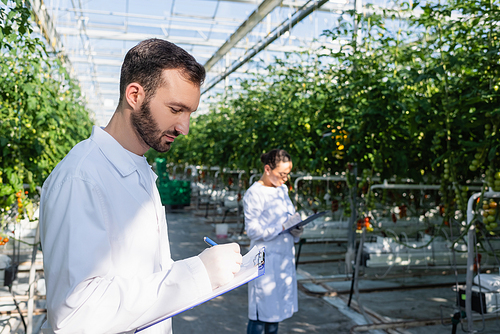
top-left (168, 210), bottom-right (500, 334)
top-left (167, 210), bottom-right (357, 334)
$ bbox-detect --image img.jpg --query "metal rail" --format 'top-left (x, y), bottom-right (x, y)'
top-left (204, 0), bottom-right (282, 72)
top-left (465, 189), bottom-right (500, 333)
top-left (202, 0), bottom-right (331, 94)
top-left (292, 175), bottom-right (347, 207)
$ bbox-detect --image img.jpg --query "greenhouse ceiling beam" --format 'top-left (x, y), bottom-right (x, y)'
top-left (69, 52), bottom-right (240, 66)
top-left (57, 18), bottom-right (245, 38)
top-left (27, 0), bottom-right (74, 76)
top-left (209, 0), bottom-right (426, 19)
top-left (71, 0), bottom-right (104, 110)
top-left (213, 0), bottom-right (426, 18)
top-left (99, 90), bottom-right (119, 95)
top-left (202, 0), bottom-right (330, 94)
top-left (65, 40), bottom-right (337, 62)
top-left (51, 0), bottom-right (351, 30)
top-left (51, 7), bottom-right (243, 28)
top-left (55, 27), bottom-right (326, 54)
top-left (78, 76), bottom-right (120, 84)
top-left (56, 27), bottom-right (229, 47)
top-left (70, 57), bottom-right (123, 67)
top-left (203, 0), bottom-right (350, 13)
top-left (204, 0), bottom-right (282, 72)
top-left (75, 65), bottom-right (263, 84)
top-left (65, 42), bottom-right (337, 76)
top-left (68, 50), bottom-right (217, 61)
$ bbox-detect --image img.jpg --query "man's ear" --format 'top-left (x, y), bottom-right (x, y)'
top-left (124, 83), bottom-right (145, 110)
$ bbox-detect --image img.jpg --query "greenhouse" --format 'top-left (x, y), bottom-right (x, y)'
top-left (0, 0), bottom-right (499, 333)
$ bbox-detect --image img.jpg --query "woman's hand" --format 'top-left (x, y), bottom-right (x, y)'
top-left (282, 212), bottom-right (301, 230)
top-left (290, 225), bottom-right (304, 237)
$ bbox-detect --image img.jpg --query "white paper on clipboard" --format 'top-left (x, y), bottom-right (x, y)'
top-left (135, 246), bottom-right (265, 332)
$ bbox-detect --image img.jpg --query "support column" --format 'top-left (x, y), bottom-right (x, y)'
top-left (345, 164), bottom-right (358, 274)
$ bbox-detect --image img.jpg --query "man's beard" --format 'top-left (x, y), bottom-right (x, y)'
top-left (130, 100), bottom-right (180, 153)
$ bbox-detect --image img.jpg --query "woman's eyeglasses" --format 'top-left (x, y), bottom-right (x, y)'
top-left (278, 172), bottom-right (289, 179)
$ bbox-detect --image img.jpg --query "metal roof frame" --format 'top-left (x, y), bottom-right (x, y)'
top-left (202, 0), bottom-right (332, 94)
top-left (27, 0), bottom-right (362, 125)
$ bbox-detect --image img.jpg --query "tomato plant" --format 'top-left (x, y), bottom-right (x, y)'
top-left (148, 0), bottom-right (500, 238)
top-left (1, 1), bottom-right (93, 221)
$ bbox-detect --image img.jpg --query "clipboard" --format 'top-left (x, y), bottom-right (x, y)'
top-left (136, 246), bottom-right (265, 332)
top-left (279, 211), bottom-right (327, 235)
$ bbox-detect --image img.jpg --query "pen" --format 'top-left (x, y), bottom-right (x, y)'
top-left (204, 236), bottom-right (218, 247)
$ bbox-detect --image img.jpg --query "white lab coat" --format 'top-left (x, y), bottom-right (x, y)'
top-left (243, 182), bottom-right (298, 323)
top-left (39, 126), bottom-right (212, 334)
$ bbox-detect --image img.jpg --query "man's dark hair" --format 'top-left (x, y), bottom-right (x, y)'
top-left (260, 149), bottom-right (292, 170)
top-left (119, 38), bottom-right (206, 106)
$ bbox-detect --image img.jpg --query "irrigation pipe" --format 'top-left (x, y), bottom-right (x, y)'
top-left (293, 175), bottom-right (347, 208)
top-left (369, 179), bottom-right (482, 191)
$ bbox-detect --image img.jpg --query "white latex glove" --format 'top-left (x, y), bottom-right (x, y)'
top-left (290, 225), bottom-right (304, 237)
top-left (282, 212), bottom-right (301, 231)
top-left (198, 243), bottom-right (242, 290)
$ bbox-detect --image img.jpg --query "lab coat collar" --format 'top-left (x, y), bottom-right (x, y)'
top-left (90, 126), bottom-right (139, 177)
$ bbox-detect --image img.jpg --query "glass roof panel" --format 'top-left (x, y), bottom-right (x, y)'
top-left (39, 0), bottom-right (362, 125)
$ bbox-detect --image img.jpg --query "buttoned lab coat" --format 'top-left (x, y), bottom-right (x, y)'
top-left (243, 182), bottom-right (299, 323)
top-left (39, 126), bottom-right (212, 334)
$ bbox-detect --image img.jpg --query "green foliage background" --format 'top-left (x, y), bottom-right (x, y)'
top-left (154, 0), bottom-right (499, 184)
top-left (1, 0), bottom-right (499, 228)
top-left (146, 0), bottom-right (500, 226)
top-left (0, 0), bottom-right (93, 214)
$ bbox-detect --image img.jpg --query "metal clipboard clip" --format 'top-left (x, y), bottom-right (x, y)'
top-left (253, 247), bottom-right (265, 270)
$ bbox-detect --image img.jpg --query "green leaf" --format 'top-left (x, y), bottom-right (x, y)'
top-left (489, 145), bottom-right (498, 162)
top-left (0, 184), bottom-right (14, 197)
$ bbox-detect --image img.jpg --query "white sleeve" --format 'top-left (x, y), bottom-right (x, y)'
top-left (40, 176), bottom-right (212, 333)
top-left (282, 187), bottom-right (301, 243)
top-left (243, 188), bottom-right (284, 241)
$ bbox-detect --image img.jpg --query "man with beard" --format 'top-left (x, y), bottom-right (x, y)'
top-left (39, 39), bottom-right (242, 334)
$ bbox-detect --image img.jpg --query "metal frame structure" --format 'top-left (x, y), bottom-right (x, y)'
top-left (26, 0), bottom-right (364, 125)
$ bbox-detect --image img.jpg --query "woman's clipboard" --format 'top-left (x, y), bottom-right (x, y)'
top-left (279, 211), bottom-right (327, 235)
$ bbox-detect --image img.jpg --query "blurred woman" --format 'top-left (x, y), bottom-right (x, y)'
top-left (243, 149), bottom-right (303, 334)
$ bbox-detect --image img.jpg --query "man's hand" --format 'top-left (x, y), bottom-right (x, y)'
top-left (198, 243), bottom-right (242, 290)
top-left (283, 212), bottom-right (301, 230)
top-left (290, 225), bottom-right (304, 237)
